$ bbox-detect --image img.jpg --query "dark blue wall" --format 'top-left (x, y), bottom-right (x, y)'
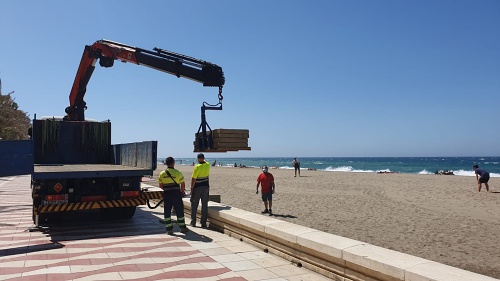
top-left (0, 140), bottom-right (34, 177)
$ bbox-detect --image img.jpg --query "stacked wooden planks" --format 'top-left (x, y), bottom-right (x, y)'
top-left (194, 129), bottom-right (251, 152)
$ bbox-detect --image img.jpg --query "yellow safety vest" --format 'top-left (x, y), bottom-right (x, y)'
top-left (192, 161), bottom-right (210, 187)
top-left (158, 168), bottom-right (184, 190)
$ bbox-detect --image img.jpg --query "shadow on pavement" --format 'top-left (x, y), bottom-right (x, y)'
top-left (0, 242), bottom-right (64, 257)
top-left (0, 205), bottom-right (33, 212)
top-left (39, 207), bottom-right (166, 243)
top-left (156, 219), bottom-right (214, 243)
top-left (209, 206), bottom-right (232, 211)
top-left (270, 213), bottom-right (298, 218)
top-left (169, 229), bottom-right (213, 243)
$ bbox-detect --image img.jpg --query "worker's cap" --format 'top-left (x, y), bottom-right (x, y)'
top-left (262, 165), bottom-right (268, 173)
top-left (197, 153), bottom-right (205, 159)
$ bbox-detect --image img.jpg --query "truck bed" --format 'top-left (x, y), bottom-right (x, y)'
top-left (33, 164), bottom-right (152, 180)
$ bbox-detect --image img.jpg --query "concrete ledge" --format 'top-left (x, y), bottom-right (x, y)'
top-left (182, 199), bottom-right (497, 281)
top-left (405, 262), bottom-right (498, 281)
top-left (342, 244), bottom-right (430, 281)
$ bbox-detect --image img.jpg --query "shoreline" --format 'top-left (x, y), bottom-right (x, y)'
top-left (173, 163), bottom-right (500, 177)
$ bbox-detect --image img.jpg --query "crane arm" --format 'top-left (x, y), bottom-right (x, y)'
top-left (65, 40), bottom-right (225, 121)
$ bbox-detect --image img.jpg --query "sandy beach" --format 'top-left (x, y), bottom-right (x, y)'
top-left (150, 164), bottom-right (500, 278)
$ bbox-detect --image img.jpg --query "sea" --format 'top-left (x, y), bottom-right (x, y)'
top-left (160, 157), bottom-right (500, 177)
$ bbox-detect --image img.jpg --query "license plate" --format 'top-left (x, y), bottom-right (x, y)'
top-left (41, 200), bottom-right (68, 206)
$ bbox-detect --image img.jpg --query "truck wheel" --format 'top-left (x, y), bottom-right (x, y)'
top-left (32, 209), bottom-right (48, 225)
top-left (119, 207), bottom-right (136, 219)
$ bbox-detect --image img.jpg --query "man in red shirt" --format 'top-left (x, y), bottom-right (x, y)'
top-left (256, 165), bottom-right (275, 215)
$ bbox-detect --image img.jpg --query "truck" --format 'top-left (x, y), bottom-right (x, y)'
top-left (0, 40), bottom-right (226, 226)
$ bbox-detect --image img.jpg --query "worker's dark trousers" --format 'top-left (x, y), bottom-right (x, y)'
top-left (163, 190), bottom-right (186, 231)
top-left (191, 186), bottom-right (209, 226)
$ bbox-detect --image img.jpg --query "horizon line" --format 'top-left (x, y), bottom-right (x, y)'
top-left (164, 156), bottom-right (500, 159)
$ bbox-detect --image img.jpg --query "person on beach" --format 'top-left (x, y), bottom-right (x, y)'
top-left (473, 165), bottom-right (490, 192)
top-left (158, 157), bottom-right (188, 235)
top-left (190, 153), bottom-right (210, 228)
top-left (256, 165), bottom-right (275, 215)
top-left (292, 158), bottom-right (300, 177)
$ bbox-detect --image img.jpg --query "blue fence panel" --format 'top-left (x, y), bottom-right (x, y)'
top-left (0, 140), bottom-right (34, 177)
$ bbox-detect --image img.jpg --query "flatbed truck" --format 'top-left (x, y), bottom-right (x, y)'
top-left (29, 117), bottom-right (159, 225)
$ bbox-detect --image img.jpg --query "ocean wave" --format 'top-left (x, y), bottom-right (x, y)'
top-left (378, 169), bottom-right (393, 173)
top-left (324, 166), bottom-right (375, 173)
top-left (452, 169), bottom-right (500, 177)
top-left (279, 166), bottom-right (316, 170)
top-left (418, 169), bottom-right (433, 175)
top-left (452, 170), bottom-right (476, 177)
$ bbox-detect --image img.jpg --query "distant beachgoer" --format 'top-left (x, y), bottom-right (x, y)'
top-left (256, 165), bottom-right (275, 215)
top-left (473, 165), bottom-right (490, 192)
top-left (211, 160), bottom-right (216, 167)
top-left (292, 158), bottom-right (300, 177)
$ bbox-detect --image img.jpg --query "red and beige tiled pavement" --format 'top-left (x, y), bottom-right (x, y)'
top-left (0, 175), bottom-right (330, 281)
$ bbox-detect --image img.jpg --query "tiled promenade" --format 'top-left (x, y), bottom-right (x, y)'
top-left (0, 175), bottom-right (330, 281)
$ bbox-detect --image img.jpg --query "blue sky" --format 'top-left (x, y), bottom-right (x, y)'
top-left (1, 1), bottom-right (499, 157)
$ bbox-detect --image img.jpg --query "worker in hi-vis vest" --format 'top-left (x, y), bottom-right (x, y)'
top-left (158, 157), bottom-right (188, 235)
top-left (190, 153), bottom-right (210, 228)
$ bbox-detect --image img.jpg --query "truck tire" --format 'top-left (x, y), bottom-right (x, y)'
top-left (32, 209), bottom-right (48, 225)
top-left (119, 207), bottom-right (136, 219)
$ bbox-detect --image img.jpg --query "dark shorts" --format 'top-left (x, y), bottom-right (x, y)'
top-left (294, 166), bottom-right (300, 171)
top-left (479, 176), bottom-right (490, 183)
top-left (261, 191), bottom-right (272, 202)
